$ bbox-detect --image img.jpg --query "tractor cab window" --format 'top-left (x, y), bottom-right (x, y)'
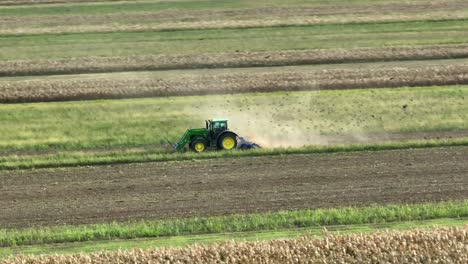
top-left (213, 121), bottom-right (227, 130)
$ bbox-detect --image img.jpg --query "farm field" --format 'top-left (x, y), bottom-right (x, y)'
top-left (2, 45), bottom-right (468, 77)
top-left (0, 86), bottom-right (466, 154)
top-left (6, 17), bottom-right (468, 61)
top-left (2, 59), bottom-right (468, 103)
top-left (1, 217), bottom-right (467, 258)
top-left (1, 146), bottom-right (466, 228)
top-left (1, 0), bottom-right (468, 261)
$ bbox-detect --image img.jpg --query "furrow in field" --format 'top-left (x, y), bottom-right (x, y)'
top-left (2, 45), bottom-right (468, 77)
top-left (1, 59), bottom-right (468, 103)
top-left (0, 146), bottom-right (466, 228)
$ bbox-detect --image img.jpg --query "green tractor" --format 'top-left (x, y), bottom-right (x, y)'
top-left (172, 119), bottom-right (238, 152)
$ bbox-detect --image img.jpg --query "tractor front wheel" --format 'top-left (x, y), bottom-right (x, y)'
top-left (190, 139), bottom-right (207, 153)
top-left (218, 133), bottom-right (237, 150)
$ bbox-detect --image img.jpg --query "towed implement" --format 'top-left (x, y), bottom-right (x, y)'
top-left (171, 119), bottom-right (260, 152)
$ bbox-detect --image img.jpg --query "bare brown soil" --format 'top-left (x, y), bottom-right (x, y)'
top-left (2, 45), bottom-right (468, 77)
top-left (1, 60), bottom-right (467, 103)
top-left (0, 146), bottom-right (466, 228)
top-left (4, 227), bottom-right (467, 264)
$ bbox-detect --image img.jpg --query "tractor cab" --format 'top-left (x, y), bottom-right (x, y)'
top-left (206, 119), bottom-right (228, 138)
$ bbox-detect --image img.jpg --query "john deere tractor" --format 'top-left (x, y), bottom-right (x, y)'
top-left (172, 119), bottom-right (238, 152)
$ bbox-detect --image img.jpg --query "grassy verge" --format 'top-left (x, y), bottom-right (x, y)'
top-left (1, 137), bottom-right (467, 170)
top-left (0, 86), bottom-right (466, 153)
top-left (1, 218), bottom-right (466, 258)
top-left (0, 200), bottom-right (466, 248)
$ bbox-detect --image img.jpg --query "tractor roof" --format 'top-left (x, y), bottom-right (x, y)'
top-left (211, 118), bottom-right (228, 122)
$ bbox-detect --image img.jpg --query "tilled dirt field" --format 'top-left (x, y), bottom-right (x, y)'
top-left (0, 146), bottom-right (466, 228)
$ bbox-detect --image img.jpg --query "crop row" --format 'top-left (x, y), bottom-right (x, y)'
top-left (1, 63), bottom-right (468, 103)
top-left (3, 226), bottom-right (467, 263)
top-left (1, 45), bottom-right (468, 77)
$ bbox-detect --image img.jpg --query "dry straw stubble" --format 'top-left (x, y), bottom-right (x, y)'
top-left (3, 226), bottom-right (467, 264)
top-left (2, 1), bottom-right (468, 35)
top-left (1, 63), bottom-right (468, 103)
top-left (2, 45), bottom-right (468, 77)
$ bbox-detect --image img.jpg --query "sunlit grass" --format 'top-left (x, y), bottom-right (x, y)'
top-left (0, 86), bottom-right (466, 153)
top-left (2, 19), bottom-right (468, 60)
top-left (1, 200), bottom-right (466, 247)
top-left (0, 137), bottom-right (467, 170)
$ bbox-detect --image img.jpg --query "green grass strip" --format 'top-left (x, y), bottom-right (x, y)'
top-left (0, 86), bottom-right (466, 153)
top-left (1, 200), bottom-right (466, 247)
top-left (1, 137), bottom-right (467, 170)
top-left (3, 18), bottom-right (468, 60)
top-left (2, 218), bottom-right (467, 259)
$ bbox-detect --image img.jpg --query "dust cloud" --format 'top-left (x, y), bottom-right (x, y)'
top-left (192, 93), bottom-right (378, 148)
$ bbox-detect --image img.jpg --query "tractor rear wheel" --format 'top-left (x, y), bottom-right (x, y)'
top-left (218, 133), bottom-right (237, 150)
top-left (190, 139), bottom-right (207, 153)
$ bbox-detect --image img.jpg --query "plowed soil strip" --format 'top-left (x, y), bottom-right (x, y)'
top-left (2, 59), bottom-right (468, 103)
top-left (0, 146), bottom-right (466, 228)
